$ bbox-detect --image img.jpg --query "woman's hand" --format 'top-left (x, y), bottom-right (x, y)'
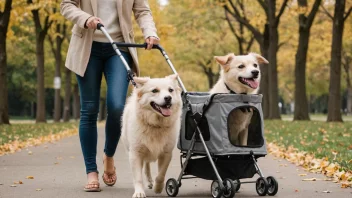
top-left (145, 36), bottom-right (159, 50)
top-left (85, 16), bottom-right (103, 29)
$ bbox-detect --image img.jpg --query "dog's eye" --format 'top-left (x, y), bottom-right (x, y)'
top-left (254, 64), bottom-right (258, 68)
top-left (238, 64), bottom-right (245, 69)
top-left (169, 88), bottom-right (174, 93)
top-left (152, 89), bottom-right (159, 93)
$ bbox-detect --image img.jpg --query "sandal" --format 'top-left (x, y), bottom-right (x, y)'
top-left (83, 180), bottom-right (101, 192)
top-left (102, 158), bottom-right (117, 186)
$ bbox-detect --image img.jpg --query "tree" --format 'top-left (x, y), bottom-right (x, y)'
top-left (27, 0), bottom-right (53, 123)
top-left (223, 0), bottom-right (288, 119)
top-left (326, 1), bottom-right (351, 122)
top-left (293, 0), bottom-right (322, 120)
top-left (48, 9), bottom-right (67, 122)
top-left (0, 0), bottom-right (12, 124)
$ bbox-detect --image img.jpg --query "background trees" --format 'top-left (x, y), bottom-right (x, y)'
top-left (1, 0), bottom-right (351, 124)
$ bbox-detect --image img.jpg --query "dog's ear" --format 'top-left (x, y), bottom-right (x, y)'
top-left (167, 74), bottom-right (178, 81)
top-left (214, 53), bottom-right (234, 71)
top-left (133, 76), bottom-right (150, 87)
top-left (249, 53), bottom-right (269, 64)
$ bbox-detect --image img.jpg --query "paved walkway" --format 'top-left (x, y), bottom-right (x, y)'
top-left (0, 127), bottom-right (351, 198)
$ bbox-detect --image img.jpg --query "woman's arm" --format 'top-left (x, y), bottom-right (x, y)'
top-left (132, 0), bottom-right (159, 39)
top-left (60, 0), bottom-right (92, 29)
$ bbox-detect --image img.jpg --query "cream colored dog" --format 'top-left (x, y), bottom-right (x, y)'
top-left (210, 53), bottom-right (268, 146)
top-left (121, 74), bottom-right (182, 198)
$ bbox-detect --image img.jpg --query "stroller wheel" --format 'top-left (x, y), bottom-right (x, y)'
top-left (223, 178), bottom-right (236, 198)
top-left (234, 179), bottom-right (241, 192)
top-left (256, 177), bottom-right (269, 196)
top-left (210, 180), bottom-right (224, 198)
top-left (266, 176), bottom-right (278, 196)
top-left (166, 178), bottom-right (179, 197)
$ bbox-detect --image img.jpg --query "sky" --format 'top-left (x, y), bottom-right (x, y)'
top-left (159, 0), bottom-right (169, 6)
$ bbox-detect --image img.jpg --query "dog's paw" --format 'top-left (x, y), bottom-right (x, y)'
top-left (147, 182), bottom-right (153, 189)
top-left (153, 181), bottom-right (164, 194)
top-left (132, 191), bottom-right (146, 198)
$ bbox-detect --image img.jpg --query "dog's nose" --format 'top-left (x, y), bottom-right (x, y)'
top-left (164, 96), bottom-right (172, 103)
top-left (252, 70), bottom-right (259, 78)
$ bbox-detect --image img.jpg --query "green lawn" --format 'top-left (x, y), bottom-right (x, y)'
top-left (264, 120), bottom-right (352, 171)
top-left (0, 122), bottom-right (78, 146)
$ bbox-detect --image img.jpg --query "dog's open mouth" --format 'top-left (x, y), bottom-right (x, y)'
top-left (150, 102), bottom-right (172, 117)
top-left (239, 77), bottom-right (259, 89)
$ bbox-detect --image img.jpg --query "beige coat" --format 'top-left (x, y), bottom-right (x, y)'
top-left (60, 0), bottom-right (159, 77)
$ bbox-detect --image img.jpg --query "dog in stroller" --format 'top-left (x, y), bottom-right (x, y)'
top-left (210, 53), bottom-right (268, 146)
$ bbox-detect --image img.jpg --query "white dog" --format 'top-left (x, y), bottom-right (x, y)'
top-left (210, 53), bottom-right (268, 146)
top-left (121, 74), bottom-right (182, 198)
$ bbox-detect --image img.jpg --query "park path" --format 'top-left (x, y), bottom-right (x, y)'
top-left (0, 127), bottom-right (351, 198)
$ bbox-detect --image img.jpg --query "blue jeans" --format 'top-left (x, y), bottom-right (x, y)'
top-left (76, 41), bottom-right (132, 174)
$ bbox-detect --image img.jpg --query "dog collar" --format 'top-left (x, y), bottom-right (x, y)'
top-left (224, 83), bottom-right (247, 95)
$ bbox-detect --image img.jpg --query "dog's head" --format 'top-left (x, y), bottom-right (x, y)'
top-left (215, 53), bottom-right (269, 94)
top-left (133, 74), bottom-right (182, 118)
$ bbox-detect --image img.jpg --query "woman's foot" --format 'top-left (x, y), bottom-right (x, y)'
top-left (102, 154), bottom-right (117, 186)
top-left (84, 172), bottom-right (101, 192)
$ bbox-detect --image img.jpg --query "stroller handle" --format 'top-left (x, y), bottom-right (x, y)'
top-left (97, 23), bottom-right (187, 92)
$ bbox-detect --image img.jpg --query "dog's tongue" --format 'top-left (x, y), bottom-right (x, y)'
top-left (247, 79), bottom-right (259, 89)
top-left (160, 107), bottom-right (172, 117)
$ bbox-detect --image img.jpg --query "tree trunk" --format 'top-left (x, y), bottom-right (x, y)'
top-left (293, 0), bottom-right (321, 120)
top-left (0, 0), bottom-right (12, 125)
top-left (35, 37), bottom-right (46, 123)
top-left (260, 24), bottom-right (270, 119)
top-left (294, 30), bottom-right (310, 120)
top-left (268, 25), bottom-right (281, 119)
top-left (327, 0), bottom-right (346, 122)
top-left (62, 68), bottom-right (71, 122)
top-left (53, 40), bottom-right (62, 122)
top-left (72, 84), bottom-right (80, 120)
top-left (347, 88), bottom-right (352, 114)
top-left (52, 24), bottom-right (64, 122)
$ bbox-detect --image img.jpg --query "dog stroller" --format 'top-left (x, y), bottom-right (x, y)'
top-left (98, 24), bottom-right (278, 198)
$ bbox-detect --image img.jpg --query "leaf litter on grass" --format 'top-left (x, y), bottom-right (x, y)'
top-left (267, 142), bottom-right (352, 188)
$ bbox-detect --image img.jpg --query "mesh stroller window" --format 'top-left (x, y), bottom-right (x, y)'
top-left (185, 111), bottom-right (210, 141)
top-left (227, 106), bottom-right (263, 147)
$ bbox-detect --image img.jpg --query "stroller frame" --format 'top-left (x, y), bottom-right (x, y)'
top-left (98, 24), bottom-right (278, 198)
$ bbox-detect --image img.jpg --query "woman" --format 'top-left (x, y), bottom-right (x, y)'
top-left (60, 0), bottom-right (159, 192)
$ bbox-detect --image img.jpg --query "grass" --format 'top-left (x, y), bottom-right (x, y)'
top-left (0, 122), bottom-right (78, 146)
top-left (264, 120), bottom-right (352, 171)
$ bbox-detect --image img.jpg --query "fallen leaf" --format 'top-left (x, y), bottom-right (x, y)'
top-left (26, 176), bottom-right (34, 179)
top-left (54, 162), bottom-right (59, 165)
top-left (28, 151), bottom-right (33, 155)
top-left (302, 178), bottom-right (317, 181)
top-left (13, 181), bottom-right (19, 184)
top-left (295, 189), bottom-right (299, 192)
top-left (36, 188), bottom-right (42, 191)
top-left (299, 174), bottom-right (307, 176)
top-left (19, 181), bottom-right (23, 184)
top-left (322, 190), bottom-right (331, 193)
top-left (10, 185), bottom-right (17, 187)
top-left (0, 183), bottom-right (3, 185)
top-left (70, 156), bottom-right (75, 159)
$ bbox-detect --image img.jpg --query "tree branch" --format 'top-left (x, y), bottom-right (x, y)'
top-left (306, 0), bottom-right (322, 28)
top-left (245, 35), bottom-right (255, 53)
top-left (344, 6), bottom-right (352, 21)
top-left (274, 0), bottom-right (289, 26)
top-left (224, 4), bottom-right (263, 45)
top-left (256, 0), bottom-right (269, 17)
top-left (48, 34), bottom-right (56, 57)
top-left (320, 4), bottom-right (333, 20)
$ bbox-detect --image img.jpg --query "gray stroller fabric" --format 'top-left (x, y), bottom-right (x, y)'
top-left (177, 92), bottom-right (267, 156)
